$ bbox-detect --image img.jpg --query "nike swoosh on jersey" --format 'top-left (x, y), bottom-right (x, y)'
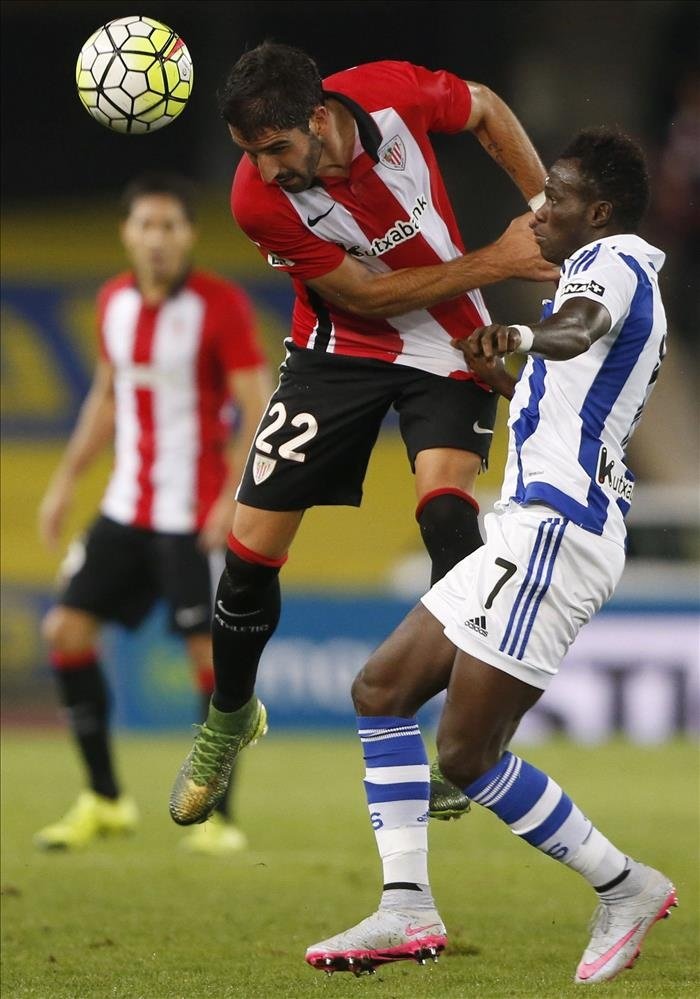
top-left (216, 600), bottom-right (259, 619)
top-left (307, 204), bottom-right (335, 227)
top-left (473, 421), bottom-right (494, 435)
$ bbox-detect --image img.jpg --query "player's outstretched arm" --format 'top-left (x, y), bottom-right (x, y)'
top-left (453, 298), bottom-right (612, 366)
top-left (37, 360), bottom-right (115, 549)
top-left (463, 82), bottom-right (547, 207)
top-left (306, 213), bottom-right (558, 320)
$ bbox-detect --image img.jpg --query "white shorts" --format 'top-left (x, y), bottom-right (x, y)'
top-left (421, 502), bottom-right (625, 689)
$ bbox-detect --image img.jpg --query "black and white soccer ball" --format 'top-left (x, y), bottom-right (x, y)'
top-left (75, 16), bottom-right (193, 134)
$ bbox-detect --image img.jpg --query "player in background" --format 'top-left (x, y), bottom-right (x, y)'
top-left (169, 42), bottom-right (559, 826)
top-left (305, 130), bottom-right (677, 984)
top-left (35, 174), bottom-right (271, 854)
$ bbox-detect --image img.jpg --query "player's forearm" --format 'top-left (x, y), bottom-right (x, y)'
top-left (222, 369), bottom-right (272, 493)
top-left (51, 392), bottom-right (114, 485)
top-left (526, 299), bottom-right (612, 360)
top-left (331, 242), bottom-right (518, 319)
top-left (455, 300), bottom-right (609, 371)
top-left (471, 87), bottom-right (546, 203)
top-left (527, 316), bottom-right (593, 360)
top-left (221, 443), bottom-right (246, 496)
top-left (219, 412), bottom-right (264, 497)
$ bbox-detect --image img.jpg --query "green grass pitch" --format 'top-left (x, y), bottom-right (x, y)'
top-left (1, 731), bottom-right (698, 998)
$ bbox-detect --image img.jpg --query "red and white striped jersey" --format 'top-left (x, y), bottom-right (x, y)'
top-left (98, 269), bottom-right (265, 533)
top-left (231, 60), bottom-right (491, 379)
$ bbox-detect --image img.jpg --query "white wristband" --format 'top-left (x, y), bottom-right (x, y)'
top-left (510, 324), bottom-right (535, 354)
top-left (528, 191), bottom-right (546, 212)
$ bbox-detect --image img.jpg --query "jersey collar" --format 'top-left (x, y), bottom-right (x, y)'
top-left (130, 266), bottom-right (192, 303)
top-left (322, 89), bottom-right (381, 181)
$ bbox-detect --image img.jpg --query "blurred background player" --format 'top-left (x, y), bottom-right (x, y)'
top-left (305, 129), bottom-right (677, 984)
top-left (169, 42), bottom-right (559, 825)
top-left (34, 173), bottom-right (271, 853)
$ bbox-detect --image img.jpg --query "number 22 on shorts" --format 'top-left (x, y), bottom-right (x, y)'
top-left (255, 402), bottom-right (318, 463)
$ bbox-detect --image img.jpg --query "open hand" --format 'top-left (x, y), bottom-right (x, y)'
top-left (496, 213), bottom-right (560, 282)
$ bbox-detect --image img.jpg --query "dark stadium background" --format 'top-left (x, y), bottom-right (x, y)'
top-left (1, 0), bottom-right (698, 738)
top-left (2, 1), bottom-right (698, 235)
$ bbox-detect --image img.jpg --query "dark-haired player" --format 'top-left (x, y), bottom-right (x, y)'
top-left (169, 42), bottom-right (559, 826)
top-left (305, 129), bottom-right (676, 985)
top-left (36, 174), bottom-right (271, 853)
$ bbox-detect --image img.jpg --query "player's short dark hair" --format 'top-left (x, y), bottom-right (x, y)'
top-left (560, 128), bottom-right (650, 230)
top-left (217, 41), bottom-right (324, 139)
top-left (121, 173), bottom-right (197, 222)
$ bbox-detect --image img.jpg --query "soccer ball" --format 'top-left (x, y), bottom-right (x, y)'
top-left (75, 16), bottom-right (193, 134)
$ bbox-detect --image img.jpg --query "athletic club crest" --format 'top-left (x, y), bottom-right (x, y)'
top-left (253, 453), bottom-right (277, 485)
top-left (379, 135), bottom-right (406, 171)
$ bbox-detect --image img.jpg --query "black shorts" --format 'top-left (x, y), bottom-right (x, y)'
top-left (59, 516), bottom-right (223, 635)
top-left (237, 345), bottom-right (498, 510)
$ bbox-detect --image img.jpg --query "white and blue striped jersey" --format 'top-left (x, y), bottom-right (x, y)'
top-left (499, 234), bottom-right (667, 548)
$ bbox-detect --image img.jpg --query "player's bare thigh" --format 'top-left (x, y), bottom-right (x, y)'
top-left (41, 606), bottom-right (101, 653)
top-left (352, 603), bottom-right (456, 718)
top-left (436, 648), bottom-right (543, 787)
top-left (414, 447), bottom-right (482, 501)
top-left (231, 503), bottom-right (305, 559)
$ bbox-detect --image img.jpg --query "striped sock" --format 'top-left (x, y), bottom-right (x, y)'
top-left (466, 752), bottom-right (628, 889)
top-left (357, 716), bottom-right (434, 908)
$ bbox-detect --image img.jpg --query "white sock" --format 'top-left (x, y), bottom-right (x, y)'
top-left (357, 715), bottom-right (434, 910)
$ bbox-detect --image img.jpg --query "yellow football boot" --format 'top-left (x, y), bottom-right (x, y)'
top-left (179, 812), bottom-right (248, 856)
top-left (34, 790), bottom-right (139, 849)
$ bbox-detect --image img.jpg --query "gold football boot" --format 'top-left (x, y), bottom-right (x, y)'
top-left (169, 697), bottom-right (267, 825)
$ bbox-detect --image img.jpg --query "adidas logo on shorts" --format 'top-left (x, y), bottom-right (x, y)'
top-left (464, 615), bottom-right (488, 636)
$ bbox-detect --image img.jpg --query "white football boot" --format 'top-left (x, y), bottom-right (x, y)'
top-left (306, 907), bottom-right (447, 975)
top-left (575, 863), bottom-right (677, 984)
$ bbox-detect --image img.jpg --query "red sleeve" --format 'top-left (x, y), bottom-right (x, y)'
top-left (231, 160), bottom-right (346, 282)
top-left (402, 63), bottom-right (472, 134)
top-left (323, 61), bottom-right (472, 135)
top-left (211, 280), bottom-right (266, 373)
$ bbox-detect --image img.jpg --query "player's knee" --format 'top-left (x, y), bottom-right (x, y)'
top-left (351, 667), bottom-right (378, 714)
top-left (351, 661), bottom-right (401, 716)
top-left (416, 490), bottom-right (480, 534)
top-left (223, 545), bottom-right (281, 594)
top-left (215, 545), bottom-right (283, 617)
top-left (41, 606), bottom-right (96, 654)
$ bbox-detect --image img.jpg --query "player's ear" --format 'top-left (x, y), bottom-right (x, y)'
top-left (309, 104), bottom-right (329, 136)
top-left (590, 200), bottom-right (613, 228)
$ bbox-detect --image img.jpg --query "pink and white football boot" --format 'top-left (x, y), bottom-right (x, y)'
top-left (306, 907), bottom-right (447, 976)
top-left (575, 864), bottom-right (677, 984)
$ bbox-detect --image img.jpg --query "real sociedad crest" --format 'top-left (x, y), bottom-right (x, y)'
top-left (253, 454), bottom-right (277, 484)
top-left (379, 135), bottom-right (406, 171)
